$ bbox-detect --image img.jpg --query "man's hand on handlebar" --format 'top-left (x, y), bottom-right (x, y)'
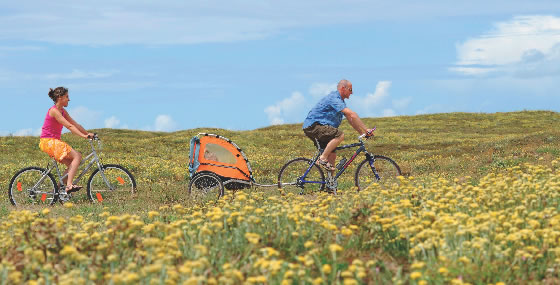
top-left (364, 126), bottom-right (376, 139)
top-left (358, 127), bottom-right (376, 140)
top-left (365, 128), bottom-right (375, 138)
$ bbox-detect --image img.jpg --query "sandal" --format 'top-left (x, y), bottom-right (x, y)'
top-left (66, 185), bottom-right (83, 194)
top-left (316, 158), bottom-right (335, 171)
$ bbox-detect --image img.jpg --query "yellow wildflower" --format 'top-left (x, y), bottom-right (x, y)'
top-left (410, 271), bottom-right (422, 280)
top-left (148, 211), bottom-right (159, 219)
top-left (329, 244), bottom-right (343, 253)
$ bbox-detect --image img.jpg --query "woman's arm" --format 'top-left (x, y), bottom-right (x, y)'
top-left (64, 112), bottom-right (89, 135)
top-left (50, 108), bottom-right (89, 139)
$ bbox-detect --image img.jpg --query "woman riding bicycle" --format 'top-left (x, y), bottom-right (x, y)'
top-left (39, 87), bottom-right (94, 193)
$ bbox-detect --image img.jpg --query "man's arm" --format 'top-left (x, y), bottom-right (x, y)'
top-left (341, 108), bottom-right (368, 135)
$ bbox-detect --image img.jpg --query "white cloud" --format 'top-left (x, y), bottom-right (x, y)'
top-left (309, 82), bottom-right (336, 99)
top-left (6, 1), bottom-right (560, 46)
top-left (381, 109), bottom-right (397, 117)
top-left (270, 118), bottom-right (285, 125)
top-left (45, 69), bottom-right (117, 80)
top-left (0, 128), bottom-right (41, 137)
top-left (366, 81), bottom-right (391, 106)
top-left (452, 15), bottom-right (560, 76)
top-left (414, 103), bottom-right (449, 115)
top-left (349, 81), bottom-right (392, 117)
top-left (264, 91), bottom-right (306, 125)
top-left (67, 106), bottom-right (102, 128)
top-left (12, 128), bottom-right (41, 136)
top-left (0, 45), bottom-right (43, 51)
top-left (392, 97), bottom-right (412, 110)
top-left (68, 81), bottom-right (156, 93)
top-left (104, 116), bottom-right (120, 128)
top-left (154, 114), bottom-right (178, 132)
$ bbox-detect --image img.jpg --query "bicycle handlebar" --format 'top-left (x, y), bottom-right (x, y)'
top-left (87, 133), bottom-right (102, 152)
top-left (358, 126), bottom-right (376, 141)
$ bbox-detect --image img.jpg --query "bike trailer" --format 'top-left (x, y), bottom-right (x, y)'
top-left (188, 133), bottom-right (254, 189)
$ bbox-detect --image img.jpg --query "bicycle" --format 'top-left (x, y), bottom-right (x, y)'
top-left (278, 128), bottom-right (402, 195)
top-left (8, 134), bottom-right (137, 206)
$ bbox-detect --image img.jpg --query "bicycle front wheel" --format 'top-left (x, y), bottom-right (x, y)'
top-left (188, 172), bottom-right (224, 203)
top-left (278, 158), bottom-right (325, 195)
top-left (355, 155), bottom-right (402, 191)
top-left (9, 167), bottom-right (58, 206)
top-left (87, 164), bottom-right (137, 203)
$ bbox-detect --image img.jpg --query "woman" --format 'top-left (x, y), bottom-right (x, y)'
top-left (39, 87), bottom-right (94, 193)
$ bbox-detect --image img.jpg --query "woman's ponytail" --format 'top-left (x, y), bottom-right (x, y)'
top-left (48, 87), bottom-right (68, 103)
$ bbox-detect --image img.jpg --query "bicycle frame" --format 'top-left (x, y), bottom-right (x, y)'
top-left (300, 138), bottom-right (373, 185)
top-left (43, 138), bottom-right (112, 191)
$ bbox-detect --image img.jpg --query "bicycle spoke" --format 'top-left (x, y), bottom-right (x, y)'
top-left (189, 172), bottom-right (224, 203)
top-left (9, 167), bottom-right (57, 206)
top-left (278, 158), bottom-right (325, 195)
top-left (355, 156), bottom-right (402, 191)
top-left (87, 165), bottom-right (136, 203)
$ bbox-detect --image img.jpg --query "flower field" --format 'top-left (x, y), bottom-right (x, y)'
top-left (1, 111), bottom-right (559, 284)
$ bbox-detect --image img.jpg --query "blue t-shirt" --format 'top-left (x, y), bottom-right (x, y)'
top-left (302, 91), bottom-right (347, 129)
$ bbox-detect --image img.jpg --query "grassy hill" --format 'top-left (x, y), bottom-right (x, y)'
top-left (1, 111), bottom-right (559, 284)
top-left (2, 110), bottom-right (559, 194)
top-left (1, 111), bottom-right (559, 215)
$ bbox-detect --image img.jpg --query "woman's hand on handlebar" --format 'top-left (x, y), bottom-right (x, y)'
top-left (87, 132), bottom-right (97, 140)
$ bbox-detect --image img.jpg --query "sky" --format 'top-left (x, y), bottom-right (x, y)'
top-left (1, 1), bottom-right (560, 136)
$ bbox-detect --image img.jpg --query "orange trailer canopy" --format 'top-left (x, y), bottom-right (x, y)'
top-left (188, 133), bottom-right (253, 182)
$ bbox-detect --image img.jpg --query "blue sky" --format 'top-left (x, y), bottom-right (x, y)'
top-left (1, 1), bottom-right (560, 135)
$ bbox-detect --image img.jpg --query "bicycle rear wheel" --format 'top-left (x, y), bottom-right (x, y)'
top-left (278, 158), bottom-right (325, 195)
top-left (355, 155), bottom-right (402, 191)
top-left (8, 167), bottom-right (58, 206)
top-left (188, 172), bottom-right (224, 203)
top-left (87, 164), bottom-right (137, 203)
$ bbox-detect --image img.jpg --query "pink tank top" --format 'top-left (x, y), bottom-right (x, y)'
top-left (40, 106), bottom-right (67, 139)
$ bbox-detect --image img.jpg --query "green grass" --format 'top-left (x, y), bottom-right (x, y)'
top-left (1, 110), bottom-right (559, 218)
top-left (1, 110), bottom-right (560, 284)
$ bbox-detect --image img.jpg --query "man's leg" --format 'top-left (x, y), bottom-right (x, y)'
top-left (320, 132), bottom-right (344, 163)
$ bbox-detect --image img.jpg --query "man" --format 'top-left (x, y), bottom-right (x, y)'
top-left (302, 79), bottom-right (374, 171)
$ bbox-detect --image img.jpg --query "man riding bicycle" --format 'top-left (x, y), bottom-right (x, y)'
top-left (302, 79), bottom-right (374, 172)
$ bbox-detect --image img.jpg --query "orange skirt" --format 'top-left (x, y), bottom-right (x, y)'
top-left (39, 138), bottom-right (73, 162)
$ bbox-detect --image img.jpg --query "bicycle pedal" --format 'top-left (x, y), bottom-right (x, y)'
top-left (59, 193), bottom-right (71, 202)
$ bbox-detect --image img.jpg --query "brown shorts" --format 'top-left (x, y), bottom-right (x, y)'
top-left (303, 123), bottom-right (343, 150)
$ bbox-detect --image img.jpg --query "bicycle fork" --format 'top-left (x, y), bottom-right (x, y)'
top-left (366, 154), bottom-right (381, 181)
top-left (93, 152), bottom-right (115, 191)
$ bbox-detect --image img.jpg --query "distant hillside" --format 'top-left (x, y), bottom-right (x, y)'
top-left (1, 111), bottom-right (559, 193)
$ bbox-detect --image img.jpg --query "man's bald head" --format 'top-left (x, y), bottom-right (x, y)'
top-left (337, 79), bottom-right (353, 99)
top-left (337, 79), bottom-right (351, 90)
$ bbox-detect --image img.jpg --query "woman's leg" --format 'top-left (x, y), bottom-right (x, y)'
top-left (63, 149), bottom-right (82, 189)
